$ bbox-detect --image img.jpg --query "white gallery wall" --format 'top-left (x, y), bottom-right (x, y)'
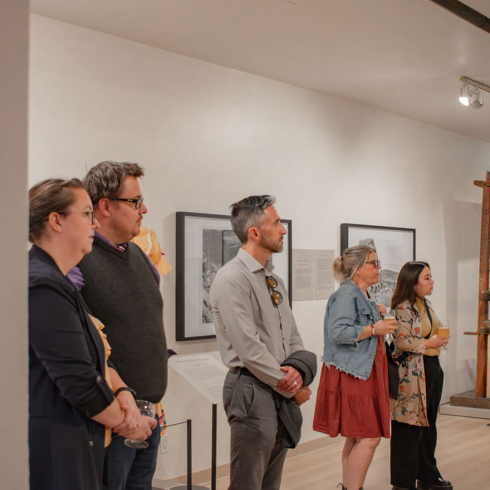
top-left (29, 14), bottom-right (490, 481)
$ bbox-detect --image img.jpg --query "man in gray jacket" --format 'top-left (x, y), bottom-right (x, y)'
top-left (210, 195), bottom-right (312, 490)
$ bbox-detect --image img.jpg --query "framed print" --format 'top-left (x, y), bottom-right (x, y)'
top-left (176, 212), bottom-right (292, 341)
top-left (340, 223), bottom-right (416, 307)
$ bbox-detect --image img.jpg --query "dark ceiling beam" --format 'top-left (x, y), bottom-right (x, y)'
top-left (429, 0), bottom-right (490, 34)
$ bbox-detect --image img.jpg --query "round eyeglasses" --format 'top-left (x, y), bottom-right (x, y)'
top-left (59, 210), bottom-right (96, 224)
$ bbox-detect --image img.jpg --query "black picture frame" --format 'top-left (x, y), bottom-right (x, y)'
top-left (176, 212), bottom-right (293, 341)
top-left (340, 223), bottom-right (416, 306)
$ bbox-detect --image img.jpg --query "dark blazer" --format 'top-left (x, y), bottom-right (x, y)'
top-left (29, 246), bottom-right (114, 490)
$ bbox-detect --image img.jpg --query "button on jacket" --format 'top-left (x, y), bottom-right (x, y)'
top-left (322, 280), bottom-right (382, 380)
top-left (210, 248), bottom-right (304, 395)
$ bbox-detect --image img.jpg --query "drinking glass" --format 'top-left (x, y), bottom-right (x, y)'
top-left (383, 309), bottom-right (397, 342)
top-left (124, 400), bottom-right (156, 449)
top-left (384, 309), bottom-right (396, 320)
top-left (438, 321), bottom-right (450, 350)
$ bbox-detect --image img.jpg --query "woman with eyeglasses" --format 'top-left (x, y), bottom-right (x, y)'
top-left (28, 178), bottom-right (152, 490)
top-left (390, 262), bottom-right (451, 490)
top-left (313, 245), bottom-right (397, 490)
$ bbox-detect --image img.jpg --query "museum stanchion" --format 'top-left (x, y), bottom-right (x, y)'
top-left (174, 405), bottom-right (218, 490)
top-left (166, 419), bottom-right (209, 490)
top-left (211, 404), bottom-right (217, 490)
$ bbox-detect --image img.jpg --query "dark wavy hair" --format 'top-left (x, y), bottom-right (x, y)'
top-left (391, 261), bottom-right (430, 310)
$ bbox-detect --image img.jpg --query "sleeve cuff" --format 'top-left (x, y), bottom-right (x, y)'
top-left (82, 375), bottom-right (115, 418)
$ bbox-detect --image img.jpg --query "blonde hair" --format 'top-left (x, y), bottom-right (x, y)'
top-left (332, 245), bottom-right (375, 284)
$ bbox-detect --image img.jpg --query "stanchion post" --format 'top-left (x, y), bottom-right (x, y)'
top-left (211, 404), bottom-right (217, 490)
top-left (187, 419), bottom-right (192, 490)
top-left (164, 419), bottom-right (209, 490)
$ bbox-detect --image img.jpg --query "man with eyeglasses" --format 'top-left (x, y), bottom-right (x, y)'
top-left (68, 161), bottom-right (167, 490)
top-left (210, 195), bottom-right (314, 490)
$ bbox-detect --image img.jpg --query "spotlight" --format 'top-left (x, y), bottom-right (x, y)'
top-left (459, 83), bottom-right (471, 106)
top-left (459, 76), bottom-right (490, 109)
top-left (471, 89), bottom-right (484, 109)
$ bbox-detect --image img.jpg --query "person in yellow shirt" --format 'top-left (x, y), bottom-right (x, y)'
top-left (390, 261), bottom-right (451, 490)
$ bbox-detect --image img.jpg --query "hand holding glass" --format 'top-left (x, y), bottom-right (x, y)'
top-left (438, 321), bottom-right (450, 350)
top-left (384, 309), bottom-right (396, 341)
top-left (124, 400), bottom-right (155, 449)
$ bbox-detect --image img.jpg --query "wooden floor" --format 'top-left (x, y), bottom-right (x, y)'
top-left (213, 415), bottom-right (490, 489)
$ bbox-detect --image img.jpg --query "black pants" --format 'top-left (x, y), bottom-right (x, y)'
top-left (390, 356), bottom-right (444, 488)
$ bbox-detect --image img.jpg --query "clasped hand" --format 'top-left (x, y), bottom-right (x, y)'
top-left (277, 366), bottom-right (311, 405)
top-left (277, 365), bottom-right (303, 394)
top-left (112, 392), bottom-right (157, 440)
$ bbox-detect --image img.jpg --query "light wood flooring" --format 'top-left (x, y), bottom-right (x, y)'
top-left (213, 415), bottom-right (490, 490)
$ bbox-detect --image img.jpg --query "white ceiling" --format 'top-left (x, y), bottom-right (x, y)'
top-left (31, 0), bottom-right (490, 143)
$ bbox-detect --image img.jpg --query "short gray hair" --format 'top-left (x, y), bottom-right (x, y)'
top-left (230, 195), bottom-right (276, 244)
top-left (83, 161), bottom-right (145, 205)
top-left (332, 245), bottom-right (374, 284)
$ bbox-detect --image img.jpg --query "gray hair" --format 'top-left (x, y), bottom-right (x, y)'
top-left (83, 161), bottom-right (145, 205)
top-left (332, 245), bottom-right (375, 284)
top-left (230, 195), bottom-right (276, 244)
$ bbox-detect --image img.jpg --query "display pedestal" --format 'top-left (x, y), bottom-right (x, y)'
top-left (169, 354), bottom-right (228, 490)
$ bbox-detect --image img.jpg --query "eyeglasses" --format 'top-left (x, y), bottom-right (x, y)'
top-left (59, 210), bottom-right (96, 224)
top-left (266, 275), bottom-right (283, 307)
top-left (366, 259), bottom-right (381, 268)
top-left (109, 197), bottom-right (145, 209)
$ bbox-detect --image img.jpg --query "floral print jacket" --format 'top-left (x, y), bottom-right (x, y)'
top-left (390, 299), bottom-right (430, 427)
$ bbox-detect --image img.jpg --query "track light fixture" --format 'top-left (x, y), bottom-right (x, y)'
top-left (459, 76), bottom-right (490, 109)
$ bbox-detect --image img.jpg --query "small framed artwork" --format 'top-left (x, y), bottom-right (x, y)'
top-left (176, 212), bottom-right (292, 341)
top-left (340, 223), bottom-right (416, 306)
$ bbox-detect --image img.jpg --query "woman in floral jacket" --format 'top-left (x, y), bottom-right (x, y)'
top-left (390, 261), bottom-right (451, 490)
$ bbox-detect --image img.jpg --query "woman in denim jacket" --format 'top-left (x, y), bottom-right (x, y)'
top-left (313, 245), bottom-right (397, 490)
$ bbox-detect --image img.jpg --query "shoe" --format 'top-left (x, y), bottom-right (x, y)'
top-left (392, 487), bottom-right (416, 490)
top-left (416, 478), bottom-right (453, 490)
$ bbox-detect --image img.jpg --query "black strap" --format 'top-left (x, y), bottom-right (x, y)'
top-left (114, 386), bottom-right (137, 399)
top-left (423, 298), bottom-right (432, 339)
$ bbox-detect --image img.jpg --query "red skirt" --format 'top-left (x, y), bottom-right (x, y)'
top-left (313, 335), bottom-right (390, 439)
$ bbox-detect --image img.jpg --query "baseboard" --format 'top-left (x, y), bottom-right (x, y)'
top-left (153, 435), bottom-right (341, 488)
top-left (440, 401), bottom-right (490, 419)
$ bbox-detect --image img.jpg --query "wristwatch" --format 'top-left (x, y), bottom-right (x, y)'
top-left (114, 386), bottom-right (137, 399)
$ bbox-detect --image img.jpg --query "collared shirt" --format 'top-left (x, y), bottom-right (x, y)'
top-left (210, 248), bottom-right (304, 395)
top-left (67, 230), bottom-right (160, 290)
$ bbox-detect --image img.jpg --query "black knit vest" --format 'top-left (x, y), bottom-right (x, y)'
top-left (79, 237), bottom-right (167, 403)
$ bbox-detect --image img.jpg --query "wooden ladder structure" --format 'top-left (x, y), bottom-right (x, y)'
top-left (470, 172), bottom-right (490, 398)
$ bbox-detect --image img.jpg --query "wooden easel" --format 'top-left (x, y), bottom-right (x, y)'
top-left (466, 172), bottom-right (490, 398)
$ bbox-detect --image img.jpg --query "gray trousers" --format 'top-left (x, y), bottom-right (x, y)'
top-left (223, 370), bottom-right (288, 490)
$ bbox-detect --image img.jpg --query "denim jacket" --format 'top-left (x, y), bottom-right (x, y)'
top-left (322, 280), bottom-right (382, 380)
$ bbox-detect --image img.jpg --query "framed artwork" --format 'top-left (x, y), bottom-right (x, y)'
top-left (176, 212), bottom-right (292, 341)
top-left (340, 223), bottom-right (416, 307)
